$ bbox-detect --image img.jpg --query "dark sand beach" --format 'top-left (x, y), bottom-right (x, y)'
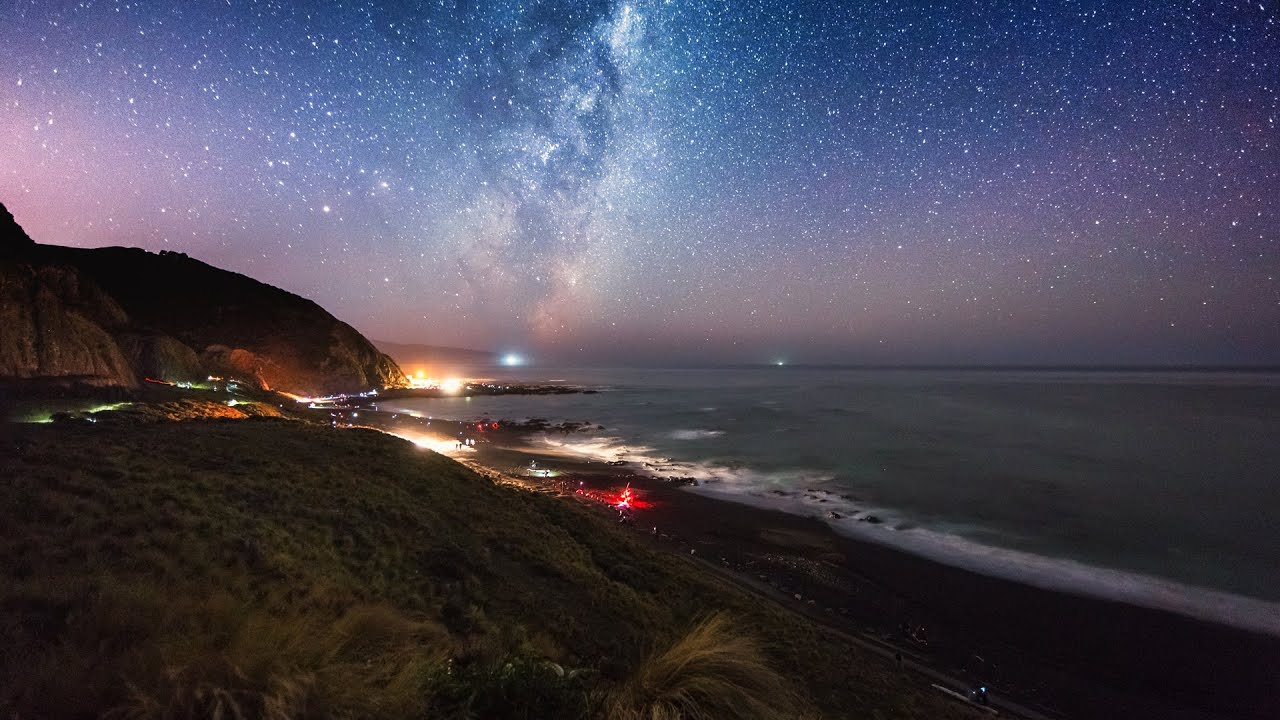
top-left (369, 411), bottom-right (1280, 720)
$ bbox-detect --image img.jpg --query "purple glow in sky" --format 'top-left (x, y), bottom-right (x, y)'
top-left (2, 1), bottom-right (1277, 365)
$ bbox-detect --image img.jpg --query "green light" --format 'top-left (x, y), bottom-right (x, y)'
top-left (85, 403), bottom-right (129, 414)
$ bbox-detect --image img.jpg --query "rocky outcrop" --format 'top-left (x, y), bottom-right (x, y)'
top-left (0, 202), bottom-right (407, 394)
top-left (0, 263), bottom-right (137, 386)
top-left (117, 332), bottom-right (205, 383)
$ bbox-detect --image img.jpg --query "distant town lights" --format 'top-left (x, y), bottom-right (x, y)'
top-left (501, 353), bottom-right (525, 367)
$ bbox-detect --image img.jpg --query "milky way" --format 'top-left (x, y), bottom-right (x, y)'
top-left (1, 1), bottom-right (1277, 364)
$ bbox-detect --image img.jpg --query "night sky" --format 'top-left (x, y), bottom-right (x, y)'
top-left (2, 1), bottom-right (1277, 365)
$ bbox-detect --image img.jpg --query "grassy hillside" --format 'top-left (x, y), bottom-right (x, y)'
top-left (0, 416), bottom-right (974, 718)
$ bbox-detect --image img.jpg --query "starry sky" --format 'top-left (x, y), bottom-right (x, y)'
top-left (2, 0), bottom-right (1277, 365)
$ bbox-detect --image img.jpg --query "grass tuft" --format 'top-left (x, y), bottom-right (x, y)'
top-left (99, 601), bottom-right (450, 719)
top-left (600, 613), bottom-right (810, 720)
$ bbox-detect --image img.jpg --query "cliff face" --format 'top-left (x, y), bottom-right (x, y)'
top-left (0, 202), bottom-right (406, 394)
top-left (0, 264), bottom-right (136, 386)
top-left (0, 204), bottom-right (136, 385)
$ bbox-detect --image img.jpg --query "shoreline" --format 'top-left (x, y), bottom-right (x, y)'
top-left (693, 483), bottom-right (1280, 640)
top-left (360, 408), bottom-right (1280, 719)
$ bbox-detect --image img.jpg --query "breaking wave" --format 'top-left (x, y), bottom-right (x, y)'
top-left (527, 431), bottom-right (1280, 638)
top-left (669, 428), bottom-right (726, 440)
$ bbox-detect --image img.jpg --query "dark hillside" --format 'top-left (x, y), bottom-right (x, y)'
top-left (0, 417), bottom-right (975, 719)
top-left (36, 244), bottom-right (404, 394)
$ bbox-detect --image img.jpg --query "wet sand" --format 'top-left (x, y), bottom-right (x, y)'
top-left (369, 413), bottom-right (1280, 719)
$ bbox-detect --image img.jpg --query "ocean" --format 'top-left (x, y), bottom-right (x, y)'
top-left (380, 367), bottom-right (1280, 636)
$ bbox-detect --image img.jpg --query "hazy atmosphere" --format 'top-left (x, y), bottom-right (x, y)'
top-left (3, 0), bottom-right (1277, 365)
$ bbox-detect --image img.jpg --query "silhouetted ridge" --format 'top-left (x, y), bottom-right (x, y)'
top-left (0, 202), bottom-right (35, 253)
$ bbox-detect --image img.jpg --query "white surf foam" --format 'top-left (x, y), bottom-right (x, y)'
top-left (669, 429), bottom-right (726, 440)
top-left (836, 521), bottom-right (1280, 639)
top-left (525, 431), bottom-right (1280, 638)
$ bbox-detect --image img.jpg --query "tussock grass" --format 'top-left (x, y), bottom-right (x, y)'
top-left (601, 613), bottom-right (809, 720)
top-left (104, 601), bottom-right (447, 719)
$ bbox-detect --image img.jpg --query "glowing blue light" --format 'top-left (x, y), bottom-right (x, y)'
top-left (501, 353), bottom-right (525, 366)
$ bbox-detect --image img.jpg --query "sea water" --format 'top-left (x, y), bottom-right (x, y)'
top-left (381, 368), bottom-right (1280, 636)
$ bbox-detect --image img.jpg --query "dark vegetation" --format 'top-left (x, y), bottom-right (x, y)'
top-left (0, 415), bottom-right (973, 718)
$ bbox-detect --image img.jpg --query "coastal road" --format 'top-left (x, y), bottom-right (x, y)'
top-left (680, 545), bottom-right (1061, 720)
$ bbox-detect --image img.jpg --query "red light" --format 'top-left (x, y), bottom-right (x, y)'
top-left (615, 483), bottom-right (649, 509)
